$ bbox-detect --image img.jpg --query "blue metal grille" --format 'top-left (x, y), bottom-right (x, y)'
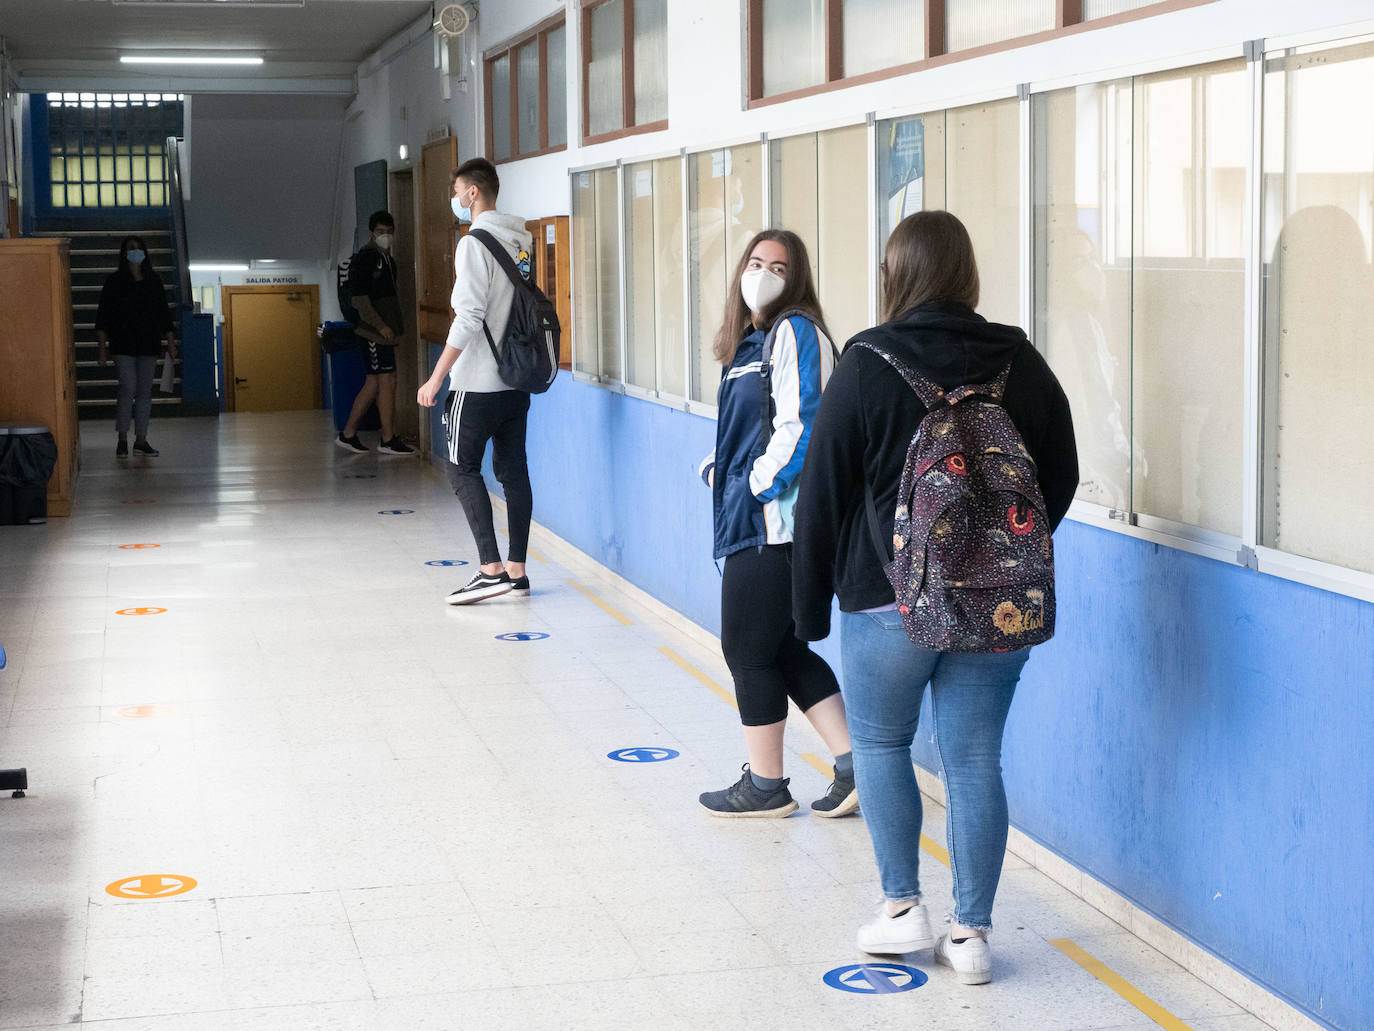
top-left (41, 92), bottom-right (184, 211)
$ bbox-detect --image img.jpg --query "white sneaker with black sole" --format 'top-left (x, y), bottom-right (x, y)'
top-left (856, 901), bottom-right (937, 954)
top-left (934, 932), bottom-right (992, 984)
top-left (446, 570), bottom-right (514, 605)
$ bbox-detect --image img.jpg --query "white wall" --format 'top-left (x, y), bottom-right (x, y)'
top-left (335, 0), bottom-right (1374, 242)
top-left (187, 93), bottom-right (349, 266)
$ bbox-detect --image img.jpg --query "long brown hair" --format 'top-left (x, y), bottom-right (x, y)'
top-left (881, 210), bottom-right (980, 322)
top-left (713, 229), bottom-right (828, 366)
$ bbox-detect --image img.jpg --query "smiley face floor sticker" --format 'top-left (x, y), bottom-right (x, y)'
top-left (608, 747), bottom-right (680, 763)
top-left (378, 509), bottom-right (414, 515)
top-left (823, 963), bottom-right (928, 995)
top-left (117, 704), bottom-right (176, 719)
top-left (118, 543), bottom-right (161, 550)
top-left (494, 631), bottom-right (549, 642)
top-left (106, 874), bottom-right (198, 900)
top-left (116, 607), bottom-right (167, 616)
top-left (426, 559), bottom-right (470, 567)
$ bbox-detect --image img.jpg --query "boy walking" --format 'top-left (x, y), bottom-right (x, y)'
top-left (417, 159), bottom-right (534, 604)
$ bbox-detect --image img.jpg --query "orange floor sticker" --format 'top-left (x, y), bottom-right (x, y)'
top-left (116, 704), bottom-right (176, 719)
top-left (105, 874), bottom-right (198, 900)
top-left (118, 543), bottom-right (161, 550)
top-left (115, 607), bottom-right (167, 616)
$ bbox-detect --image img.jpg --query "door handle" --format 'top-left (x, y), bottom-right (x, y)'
top-left (235, 377), bottom-right (248, 384)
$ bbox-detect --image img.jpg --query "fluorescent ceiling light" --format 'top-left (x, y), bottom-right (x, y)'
top-left (189, 263), bottom-right (249, 271)
top-left (121, 56), bottom-right (264, 66)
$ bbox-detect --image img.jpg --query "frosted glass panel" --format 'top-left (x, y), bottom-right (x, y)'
top-left (1032, 82), bottom-right (1134, 511)
top-left (1131, 60), bottom-right (1246, 535)
top-left (571, 168), bottom-right (621, 378)
top-left (946, 0), bottom-right (1054, 52)
top-left (763, 0), bottom-right (824, 97)
top-left (623, 157), bottom-right (684, 394)
top-left (517, 44), bottom-right (540, 154)
top-left (688, 144), bottom-right (763, 403)
top-left (946, 99), bottom-right (1021, 328)
top-left (547, 25), bottom-right (567, 148)
top-left (1084, 0), bottom-right (1157, 18)
top-left (844, 0), bottom-right (925, 77)
top-left (633, 0), bottom-right (668, 124)
top-left (595, 168), bottom-right (623, 381)
top-left (1261, 40), bottom-right (1374, 572)
top-left (624, 160), bottom-right (658, 389)
top-left (877, 112), bottom-right (948, 252)
top-left (653, 158), bottom-right (686, 398)
top-left (490, 54), bottom-right (511, 161)
top-left (589, 0), bottom-right (624, 137)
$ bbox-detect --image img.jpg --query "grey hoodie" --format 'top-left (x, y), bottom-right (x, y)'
top-left (446, 210), bottom-right (533, 393)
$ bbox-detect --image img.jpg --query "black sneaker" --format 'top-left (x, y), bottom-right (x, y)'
top-left (378, 437), bottom-right (414, 455)
top-left (446, 570), bottom-right (514, 605)
top-left (811, 765), bottom-right (859, 818)
top-left (132, 440), bottom-right (159, 457)
top-left (509, 575), bottom-right (530, 594)
top-left (699, 764), bottom-right (798, 818)
top-left (335, 432), bottom-right (368, 453)
top-left (116, 439), bottom-right (128, 458)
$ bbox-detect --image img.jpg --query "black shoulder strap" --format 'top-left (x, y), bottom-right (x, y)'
top-left (468, 228), bottom-right (525, 289)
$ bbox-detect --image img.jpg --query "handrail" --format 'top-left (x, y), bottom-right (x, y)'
top-left (165, 135), bottom-right (192, 310)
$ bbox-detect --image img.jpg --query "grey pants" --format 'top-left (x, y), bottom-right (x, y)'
top-left (114, 355), bottom-right (158, 438)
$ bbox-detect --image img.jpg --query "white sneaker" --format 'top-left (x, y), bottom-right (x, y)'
top-left (856, 902), bottom-right (936, 954)
top-left (934, 931), bottom-right (992, 984)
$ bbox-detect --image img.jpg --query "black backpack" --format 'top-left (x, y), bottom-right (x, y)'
top-left (336, 250), bottom-right (384, 327)
top-left (468, 228), bottom-right (561, 394)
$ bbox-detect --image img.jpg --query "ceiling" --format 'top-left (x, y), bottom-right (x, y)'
top-left (0, 0), bottom-right (437, 93)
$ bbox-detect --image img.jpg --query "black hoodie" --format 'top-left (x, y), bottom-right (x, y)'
top-left (792, 301), bottom-right (1079, 641)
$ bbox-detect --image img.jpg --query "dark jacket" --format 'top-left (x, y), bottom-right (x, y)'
top-left (348, 241), bottom-right (404, 343)
top-left (792, 301), bottom-right (1079, 641)
top-left (94, 269), bottom-right (173, 357)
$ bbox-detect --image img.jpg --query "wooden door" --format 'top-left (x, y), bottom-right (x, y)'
top-left (419, 137), bottom-right (458, 346)
top-left (223, 285), bottom-right (320, 412)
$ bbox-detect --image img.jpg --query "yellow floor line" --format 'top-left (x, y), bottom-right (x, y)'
top-left (565, 577), bottom-right (632, 625)
top-left (658, 646), bottom-right (738, 710)
top-left (497, 528), bottom-right (546, 563)
top-left (1050, 938), bottom-right (1196, 1031)
top-left (799, 756), bottom-right (947, 864)
top-left (800, 752), bottom-right (832, 778)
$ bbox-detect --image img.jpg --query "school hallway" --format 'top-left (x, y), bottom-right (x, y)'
top-left (0, 412), bottom-right (1277, 1031)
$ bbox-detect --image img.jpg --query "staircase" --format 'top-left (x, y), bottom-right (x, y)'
top-left (34, 225), bottom-right (183, 421)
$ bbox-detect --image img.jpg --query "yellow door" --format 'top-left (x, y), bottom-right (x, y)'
top-left (227, 287), bottom-right (320, 412)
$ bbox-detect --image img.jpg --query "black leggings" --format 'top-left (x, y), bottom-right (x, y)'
top-left (720, 544), bottom-right (840, 726)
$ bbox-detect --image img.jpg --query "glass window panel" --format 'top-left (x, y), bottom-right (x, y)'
top-left (99, 183), bottom-right (114, 206)
top-left (82, 184), bottom-right (98, 206)
top-left (1131, 60), bottom-right (1246, 535)
top-left (946, 99), bottom-right (1021, 327)
top-left (149, 184), bottom-right (165, 206)
top-left (1033, 82), bottom-right (1134, 511)
top-left (51, 185), bottom-right (65, 207)
top-left (50, 157), bottom-right (65, 183)
top-left (816, 124), bottom-right (872, 344)
top-left (133, 183), bottom-right (148, 206)
top-left (877, 113), bottom-right (948, 257)
top-left (490, 55), bottom-right (512, 161)
top-left (843, 0), bottom-right (924, 78)
top-left (945, 0), bottom-right (1054, 53)
top-left (547, 25), bottom-right (567, 148)
top-left (588, 0), bottom-right (625, 137)
top-left (115, 155), bottom-right (131, 181)
top-left (762, 0), bottom-right (824, 97)
top-left (595, 167), bottom-right (623, 381)
top-left (132, 156), bottom-right (147, 180)
top-left (633, 0), bottom-right (667, 124)
top-left (67, 185), bottom-right (81, 206)
top-left (624, 160), bottom-right (658, 389)
top-left (116, 184), bottom-right (132, 207)
top-left (1083, 0), bottom-right (1157, 17)
top-left (769, 133), bottom-right (820, 281)
top-left (688, 143), bottom-right (763, 402)
top-left (1261, 40), bottom-right (1374, 572)
top-left (653, 157), bottom-right (686, 398)
top-left (517, 44), bottom-right (540, 154)
top-left (149, 154), bottom-right (165, 182)
top-left (99, 154), bottom-right (114, 182)
top-left (571, 171), bottom-right (601, 376)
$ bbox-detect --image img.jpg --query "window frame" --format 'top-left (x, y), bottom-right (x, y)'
top-left (483, 11), bottom-right (568, 165)
top-left (744, 0), bottom-right (1221, 109)
top-left (580, 0), bottom-right (670, 147)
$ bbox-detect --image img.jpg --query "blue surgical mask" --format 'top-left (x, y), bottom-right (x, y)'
top-left (126, 249), bottom-right (146, 265)
top-left (451, 196), bottom-right (470, 222)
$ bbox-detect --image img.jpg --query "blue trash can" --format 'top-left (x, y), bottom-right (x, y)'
top-left (321, 323), bottom-right (379, 433)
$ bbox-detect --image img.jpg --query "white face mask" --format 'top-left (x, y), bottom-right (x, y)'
top-left (740, 267), bottom-right (785, 313)
top-left (375, 233), bottom-right (393, 250)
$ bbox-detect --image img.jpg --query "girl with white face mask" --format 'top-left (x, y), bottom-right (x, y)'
top-left (696, 229), bottom-right (856, 820)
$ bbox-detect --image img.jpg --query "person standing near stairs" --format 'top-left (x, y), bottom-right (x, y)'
top-left (95, 235), bottom-right (176, 458)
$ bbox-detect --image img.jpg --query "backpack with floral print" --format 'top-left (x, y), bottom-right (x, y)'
top-left (854, 341), bottom-right (1055, 653)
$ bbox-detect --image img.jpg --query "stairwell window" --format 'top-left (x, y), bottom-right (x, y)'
top-left (581, 0), bottom-right (668, 145)
top-left (484, 13), bottom-right (568, 164)
top-left (43, 93), bottom-right (184, 210)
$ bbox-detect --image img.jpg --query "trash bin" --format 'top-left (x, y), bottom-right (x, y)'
top-left (322, 323), bottom-right (379, 433)
top-left (0, 424), bottom-right (57, 525)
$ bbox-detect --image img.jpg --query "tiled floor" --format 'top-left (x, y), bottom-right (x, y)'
top-left (0, 412), bottom-right (1272, 1030)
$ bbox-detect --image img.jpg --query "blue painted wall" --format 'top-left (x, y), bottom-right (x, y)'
top-left (477, 371), bottom-right (1372, 1031)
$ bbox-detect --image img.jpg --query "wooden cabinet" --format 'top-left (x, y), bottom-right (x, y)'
top-left (0, 238), bottom-right (79, 516)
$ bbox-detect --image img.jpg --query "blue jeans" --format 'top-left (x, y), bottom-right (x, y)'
top-left (840, 609), bottom-right (1030, 930)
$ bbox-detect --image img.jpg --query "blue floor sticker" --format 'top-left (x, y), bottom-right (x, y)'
top-left (607, 747), bottom-right (680, 763)
top-left (495, 631), bottom-right (549, 642)
top-left (823, 964), bottom-right (927, 995)
top-left (378, 509), bottom-right (414, 515)
top-left (426, 559), bottom-right (470, 567)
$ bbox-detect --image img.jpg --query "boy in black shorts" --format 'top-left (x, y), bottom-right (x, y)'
top-left (336, 210), bottom-right (414, 455)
